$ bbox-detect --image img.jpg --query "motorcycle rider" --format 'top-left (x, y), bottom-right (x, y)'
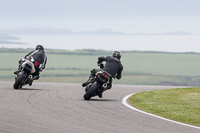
top-left (14, 45), bottom-right (47, 86)
top-left (82, 51), bottom-right (123, 98)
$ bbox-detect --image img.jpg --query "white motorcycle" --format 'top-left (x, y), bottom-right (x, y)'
top-left (13, 58), bottom-right (36, 89)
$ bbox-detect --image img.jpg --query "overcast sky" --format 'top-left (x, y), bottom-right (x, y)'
top-left (0, 0), bottom-right (200, 52)
top-left (0, 0), bottom-right (200, 33)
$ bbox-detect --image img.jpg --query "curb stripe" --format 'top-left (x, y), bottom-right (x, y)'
top-left (122, 93), bottom-right (200, 130)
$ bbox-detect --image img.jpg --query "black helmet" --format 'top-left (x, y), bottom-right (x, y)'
top-left (36, 45), bottom-right (44, 50)
top-left (112, 51), bottom-right (121, 60)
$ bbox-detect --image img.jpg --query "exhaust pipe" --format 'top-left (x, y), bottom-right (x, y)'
top-left (28, 75), bottom-right (33, 79)
top-left (103, 83), bottom-right (107, 88)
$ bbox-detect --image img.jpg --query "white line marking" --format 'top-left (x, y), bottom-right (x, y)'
top-left (122, 93), bottom-right (200, 130)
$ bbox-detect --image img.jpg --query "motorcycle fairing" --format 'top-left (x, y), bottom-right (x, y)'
top-left (21, 60), bottom-right (35, 73)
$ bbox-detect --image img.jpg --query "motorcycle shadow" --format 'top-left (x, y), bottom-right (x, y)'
top-left (87, 98), bottom-right (118, 102)
top-left (20, 88), bottom-right (43, 91)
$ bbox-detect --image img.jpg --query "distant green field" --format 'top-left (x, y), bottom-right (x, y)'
top-left (0, 48), bottom-right (200, 86)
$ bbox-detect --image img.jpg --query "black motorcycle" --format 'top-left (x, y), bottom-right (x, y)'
top-left (13, 58), bottom-right (36, 89)
top-left (83, 64), bottom-right (112, 100)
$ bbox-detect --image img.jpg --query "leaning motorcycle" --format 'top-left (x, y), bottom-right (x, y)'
top-left (13, 58), bottom-right (37, 89)
top-left (83, 64), bottom-right (112, 100)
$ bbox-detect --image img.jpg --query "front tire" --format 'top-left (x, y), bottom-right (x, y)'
top-left (83, 82), bottom-right (100, 100)
top-left (13, 71), bottom-right (27, 89)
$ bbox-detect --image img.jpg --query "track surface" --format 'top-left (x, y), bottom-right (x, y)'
top-left (0, 81), bottom-right (199, 133)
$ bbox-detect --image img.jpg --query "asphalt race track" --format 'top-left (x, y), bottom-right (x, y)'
top-left (0, 81), bottom-right (199, 133)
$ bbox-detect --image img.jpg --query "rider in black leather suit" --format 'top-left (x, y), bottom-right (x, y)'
top-left (82, 51), bottom-right (123, 97)
top-left (14, 45), bottom-right (47, 86)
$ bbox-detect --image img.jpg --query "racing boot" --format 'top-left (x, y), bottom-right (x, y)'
top-left (82, 79), bottom-right (90, 87)
top-left (82, 77), bottom-right (94, 87)
top-left (14, 65), bottom-right (22, 74)
top-left (98, 93), bottom-right (102, 98)
top-left (14, 70), bottom-right (20, 75)
top-left (14, 60), bottom-right (23, 74)
top-left (29, 75), bottom-right (39, 86)
top-left (29, 80), bottom-right (33, 86)
top-left (98, 88), bottom-right (104, 98)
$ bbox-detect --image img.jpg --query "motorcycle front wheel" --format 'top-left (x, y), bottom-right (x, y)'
top-left (13, 71), bottom-right (27, 89)
top-left (83, 81), bottom-right (101, 100)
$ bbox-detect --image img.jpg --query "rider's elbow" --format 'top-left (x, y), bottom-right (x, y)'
top-left (116, 75), bottom-right (121, 79)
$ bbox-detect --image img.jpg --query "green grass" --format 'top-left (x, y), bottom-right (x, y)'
top-left (1, 48), bottom-right (200, 85)
top-left (129, 87), bottom-right (200, 127)
top-left (122, 52), bottom-right (200, 76)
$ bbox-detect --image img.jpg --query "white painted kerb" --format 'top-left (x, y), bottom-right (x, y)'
top-left (122, 93), bottom-right (200, 130)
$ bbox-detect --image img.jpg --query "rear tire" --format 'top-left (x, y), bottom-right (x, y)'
top-left (13, 71), bottom-right (27, 89)
top-left (83, 82), bottom-right (100, 100)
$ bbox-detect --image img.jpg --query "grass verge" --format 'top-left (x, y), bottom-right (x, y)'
top-left (129, 87), bottom-right (200, 127)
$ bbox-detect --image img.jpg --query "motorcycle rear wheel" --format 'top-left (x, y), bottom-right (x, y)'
top-left (83, 82), bottom-right (100, 100)
top-left (13, 71), bottom-right (27, 89)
